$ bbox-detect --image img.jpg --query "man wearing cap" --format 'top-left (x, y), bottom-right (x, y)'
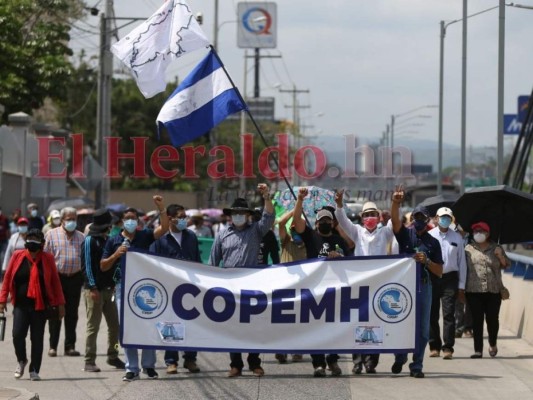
top-left (390, 186), bottom-right (443, 378)
top-left (292, 187), bottom-right (349, 377)
top-left (334, 190), bottom-right (398, 374)
top-left (428, 207), bottom-right (467, 360)
top-left (209, 183), bottom-right (274, 378)
top-left (81, 209), bottom-right (125, 372)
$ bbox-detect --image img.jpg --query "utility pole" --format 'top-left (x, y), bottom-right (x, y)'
top-left (280, 85), bottom-right (310, 185)
top-left (95, 0), bottom-right (113, 208)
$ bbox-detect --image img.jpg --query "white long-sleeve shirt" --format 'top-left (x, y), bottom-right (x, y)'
top-left (429, 226), bottom-right (467, 289)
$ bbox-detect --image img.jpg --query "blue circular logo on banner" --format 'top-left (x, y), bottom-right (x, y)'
top-left (128, 279), bottom-right (168, 319)
top-left (373, 283), bottom-right (412, 323)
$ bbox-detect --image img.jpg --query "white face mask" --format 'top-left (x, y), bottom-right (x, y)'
top-left (232, 214), bottom-right (247, 227)
top-left (473, 233), bottom-right (487, 243)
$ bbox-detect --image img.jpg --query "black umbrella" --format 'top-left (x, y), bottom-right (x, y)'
top-left (418, 194), bottom-right (459, 217)
top-left (452, 185), bottom-right (533, 244)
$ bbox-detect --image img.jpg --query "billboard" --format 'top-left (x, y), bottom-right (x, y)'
top-left (237, 2), bottom-right (277, 49)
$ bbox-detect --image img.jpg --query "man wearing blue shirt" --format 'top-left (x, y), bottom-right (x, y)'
top-left (149, 204), bottom-right (202, 375)
top-left (390, 186), bottom-right (443, 378)
top-left (100, 196), bottom-right (168, 382)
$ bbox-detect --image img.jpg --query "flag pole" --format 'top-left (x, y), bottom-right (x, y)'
top-left (210, 46), bottom-right (302, 211)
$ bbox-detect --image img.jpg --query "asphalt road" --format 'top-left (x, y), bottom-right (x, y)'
top-left (1, 301), bottom-right (533, 400)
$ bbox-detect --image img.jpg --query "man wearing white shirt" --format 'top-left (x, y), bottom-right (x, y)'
top-left (334, 190), bottom-right (397, 374)
top-left (428, 207), bottom-right (467, 360)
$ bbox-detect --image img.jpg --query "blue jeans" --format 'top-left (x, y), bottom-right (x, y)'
top-left (394, 278), bottom-right (432, 372)
top-left (115, 284), bottom-right (157, 373)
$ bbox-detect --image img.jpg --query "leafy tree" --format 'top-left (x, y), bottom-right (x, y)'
top-left (0, 0), bottom-right (83, 119)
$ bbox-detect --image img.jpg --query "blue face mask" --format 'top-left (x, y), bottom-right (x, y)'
top-left (18, 226), bottom-right (28, 234)
top-left (413, 219), bottom-right (427, 232)
top-left (176, 218), bottom-right (188, 231)
top-left (290, 230), bottom-right (303, 245)
top-left (123, 219), bottom-right (138, 233)
top-left (64, 220), bottom-right (77, 232)
top-left (232, 214), bottom-right (247, 227)
top-left (438, 216), bottom-right (452, 229)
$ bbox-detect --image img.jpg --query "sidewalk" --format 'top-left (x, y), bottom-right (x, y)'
top-left (1, 301), bottom-right (533, 400)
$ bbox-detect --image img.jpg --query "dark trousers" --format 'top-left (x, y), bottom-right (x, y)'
top-left (164, 350), bottom-right (197, 366)
top-left (429, 272), bottom-right (458, 352)
top-left (311, 354), bottom-right (339, 369)
top-left (229, 353), bottom-right (261, 370)
top-left (466, 292), bottom-right (502, 352)
top-left (49, 273), bottom-right (83, 351)
top-left (352, 353), bottom-right (379, 369)
top-left (455, 299), bottom-right (473, 333)
top-left (13, 306), bottom-right (47, 373)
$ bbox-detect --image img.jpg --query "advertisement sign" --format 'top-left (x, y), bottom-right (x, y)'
top-left (237, 2), bottom-right (277, 49)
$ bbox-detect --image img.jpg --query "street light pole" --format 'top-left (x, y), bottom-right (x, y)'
top-left (438, 20), bottom-right (445, 195)
top-left (497, 0), bottom-right (505, 185)
top-left (460, 0), bottom-right (467, 195)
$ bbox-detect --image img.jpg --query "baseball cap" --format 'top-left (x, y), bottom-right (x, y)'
top-left (316, 209), bottom-right (333, 221)
top-left (436, 207), bottom-right (453, 217)
top-left (17, 217), bottom-right (29, 225)
top-left (471, 221), bottom-right (490, 234)
top-left (49, 210), bottom-right (61, 219)
top-left (412, 205), bottom-right (430, 218)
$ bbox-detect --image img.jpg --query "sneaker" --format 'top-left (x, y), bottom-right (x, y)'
top-left (352, 365), bottom-right (363, 375)
top-left (166, 364), bottom-right (178, 374)
top-left (391, 362), bottom-right (404, 374)
top-left (275, 354), bottom-right (288, 364)
top-left (291, 354), bottom-right (303, 362)
top-left (84, 363), bottom-right (101, 372)
top-left (107, 358), bottom-right (126, 369)
top-left (29, 371), bottom-right (41, 381)
top-left (48, 349), bottom-right (57, 357)
top-left (442, 351), bottom-right (453, 360)
top-left (252, 367), bottom-right (265, 377)
top-left (122, 372), bottom-right (140, 382)
top-left (142, 368), bottom-right (159, 379)
top-left (227, 367), bottom-right (242, 378)
top-left (14, 360), bottom-right (28, 379)
top-left (410, 370), bottom-right (425, 378)
top-left (328, 362), bottom-right (342, 376)
top-left (183, 360), bottom-right (200, 373)
top-left (313, 367), bottom-right (326, 377)
top-left (429, 350), bottom-right (440, 357)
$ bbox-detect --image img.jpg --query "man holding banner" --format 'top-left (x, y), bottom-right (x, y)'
top-left (390, 186), bottom-right (443, 378)
top-left (209, 184), bottom-right (274, 378)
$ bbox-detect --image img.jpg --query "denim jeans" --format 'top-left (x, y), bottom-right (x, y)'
top-left (115, 284), bottom-right (156, 373)
top-left (394, 278), bottom-right (432, 372)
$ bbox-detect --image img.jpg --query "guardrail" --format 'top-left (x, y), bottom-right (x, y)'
top-left (500, 252), bottom-right (533, 344)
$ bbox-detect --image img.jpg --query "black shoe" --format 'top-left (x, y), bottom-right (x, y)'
top-left (366, 367), bottom-right (376, 374)
top-left (470, 352), bottom-right (483, 359)
top-left (142, 368), bottom-right (159, 379)
top-left (107, 358), bottom-right (126, 369)
top-left (391, 362), bottom-right (403, 374)
top-left (410, 371), bottom-right (425, 378)
top-left (352, 365), bottom-right (363, 375)
top-left (65, 349), bottom-right (81, 357)
top-left (122, 372), bottom-right (139, 382)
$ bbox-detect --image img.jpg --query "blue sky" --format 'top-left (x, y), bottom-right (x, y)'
top-left (71, 0), bottom-right (533, 151)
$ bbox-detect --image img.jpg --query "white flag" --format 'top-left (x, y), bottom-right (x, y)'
top-left (111, 0), bottom-right (209, 98)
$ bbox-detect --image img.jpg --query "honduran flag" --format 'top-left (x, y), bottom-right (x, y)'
top-left (157, 50), bottom-right (247, 147)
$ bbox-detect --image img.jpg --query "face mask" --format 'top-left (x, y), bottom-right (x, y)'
top-left (30, 209), bottom-right (38, 218)
top-left (473, 233), bottom-right (487, 243)
top-left (290, 230), bottom-right (304, 245)
top-left (18, 226), bottom-right (28, 234)
top-left (176, 218), bottom-right (188, 231)
top-left (317, 222), bottom-right (332, 235)
top-left (25, 240), bottom-right (41, 252)
top-left (64, 220), bottom-right (77, 232)
top-left (438, 216), bottom-right (452, 229)
top-left (232, 214), bottom-right (247, 227)
top-left (52, 218), bottom-right (61, 226)
top-left (413, 219), bottom-right (427, 232)
top-left (123, 219), bottom-right (138, 233)
top-left (363, 216), bottom-right (379, 230)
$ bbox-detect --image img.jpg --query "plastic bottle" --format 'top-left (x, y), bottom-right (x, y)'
top-left (0, 312), bottom-right (6, 341)
top-left (335, 244), bottom-right (344, 256)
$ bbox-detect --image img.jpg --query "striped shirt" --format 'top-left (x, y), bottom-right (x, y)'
top-left (44, 226), bottom-right (85, 275)
top-left (209, 212), bottom-right (275, 268)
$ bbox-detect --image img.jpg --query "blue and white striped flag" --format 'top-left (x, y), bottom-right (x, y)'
top-left (157, 50), bottom-right (247, 147)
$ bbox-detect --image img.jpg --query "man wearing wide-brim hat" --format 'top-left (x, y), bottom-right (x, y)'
top-left (81, 209), bottom-right (125, 372)
top-left (209, 183), bottom-right (275, 379)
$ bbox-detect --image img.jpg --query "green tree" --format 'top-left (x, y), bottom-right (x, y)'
top-left (0, 0), bottom-right (83, 119)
